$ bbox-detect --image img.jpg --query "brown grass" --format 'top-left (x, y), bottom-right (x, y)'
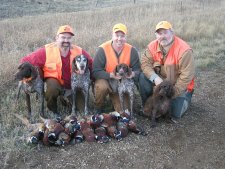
top-left (0, 0), bottom-right (225, 165)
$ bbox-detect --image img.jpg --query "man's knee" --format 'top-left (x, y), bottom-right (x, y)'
top-left (109, 93), bottom-right (122, 112)
top-left (94, 79), bottom-right (109, 94)
top-left (171, 91), bottom-right (193, 118)
top-left (94, 79), bottom-right (110, 108)
top-left (45, 78), bottom-right (62, 99)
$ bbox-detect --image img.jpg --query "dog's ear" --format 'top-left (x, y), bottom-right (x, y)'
top-left (72, 57), bottom-right (78, 72)
top-left (154, 83), bottom-right (161, 95)
top-left (127, 66), bottom-right (132, 77)
top-left (30, 65), bottom-right (37, 79)
top-left (166, 82), bottom-right (175, 98)
top-left (113, 65), bottom-right (119, 76)
top-left (84, 55), bottom-right (89, 72)
top-left (154, 66), bottom-right (161, 75)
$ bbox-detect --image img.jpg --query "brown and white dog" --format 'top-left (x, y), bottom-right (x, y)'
top-left (15, 62), bottom-right (44, 118)
top-left (110, 63), bottom-right (135, 119)
top-left (71, 55), bottom-right (91, 116)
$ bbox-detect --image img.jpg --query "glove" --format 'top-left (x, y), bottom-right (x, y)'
top-left (154, 76), bottom-right (163, 86)
top-left (109, 72), bottom-right (121, 80)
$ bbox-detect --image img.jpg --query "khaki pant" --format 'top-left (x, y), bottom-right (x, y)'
top-left (94, 79), bottom-right (129, 112)
top-left (45, 78), bottom-right (84, 114)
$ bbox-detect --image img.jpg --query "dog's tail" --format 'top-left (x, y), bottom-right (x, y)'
top-left (12, 113), bottom-right (30, 127)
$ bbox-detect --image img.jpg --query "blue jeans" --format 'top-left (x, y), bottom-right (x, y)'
top-left (138, 72), bottom-right (154, 105)
top-left (171, 90), bottom-right (193, 118)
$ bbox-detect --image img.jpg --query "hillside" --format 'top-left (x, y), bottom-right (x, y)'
top-left (0, 0), bottom-right (225, 169)
top-left (0, 0), bottom-right (147, 20)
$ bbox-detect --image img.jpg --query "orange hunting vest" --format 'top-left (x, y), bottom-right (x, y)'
top-left (100, 41), bottom-right (132, 73)
top-left (44, 42), bottom-right (82, 85)
top-left (148, 36), bottom-right (194, 92)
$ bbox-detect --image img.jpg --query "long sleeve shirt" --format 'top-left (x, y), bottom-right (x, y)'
top-left (21, 46), bottom-right (93, 89)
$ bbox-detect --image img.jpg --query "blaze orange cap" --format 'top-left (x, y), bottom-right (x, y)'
top-left (112, 23), bottom-right (127, 34)
top-left (155, 21), bottom-right (172, 32)
top-left (57, 25), bottom-right (74, 36)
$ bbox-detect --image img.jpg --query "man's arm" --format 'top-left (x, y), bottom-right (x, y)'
top-left (130, 47), bottom-right (141, 78)
top-left (141, 48), bottom-right (162, 85)
top-left (175, 50), bottom-right (195, 95)
top-left (92, 47), bottom-right (110, 80)
top-left (20, 47), bottom-right (46, 68)
top-left (82, 49), bottom-right (93, 72)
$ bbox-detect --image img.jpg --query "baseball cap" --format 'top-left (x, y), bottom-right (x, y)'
top-left (155, 21), bottom-right (172, 32)
top-left (112, 23), bottom-right (127, 34)
top-left (57, 25), bottom-right (74, 36)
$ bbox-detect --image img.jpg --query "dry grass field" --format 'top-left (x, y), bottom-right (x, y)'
top-left (0, 0), bottom-right (225, 168)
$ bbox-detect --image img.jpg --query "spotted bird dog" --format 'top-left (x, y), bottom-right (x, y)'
top-left (115, 63), bottom-right (135, 119)
top-left (71, 54), bottom-right (91, 116)
top-left (15, 62), bottom-right (44, 119)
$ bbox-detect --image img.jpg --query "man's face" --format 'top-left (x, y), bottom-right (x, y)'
top-left (155, 29), bottom-right (174, 47)
top-left (112, 31), bottom-right (127, 48)
top-left (56, 33), bottom-right (73, 48)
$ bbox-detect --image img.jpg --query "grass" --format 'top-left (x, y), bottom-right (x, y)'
top-left (0, 0), bottom-right (225, 166)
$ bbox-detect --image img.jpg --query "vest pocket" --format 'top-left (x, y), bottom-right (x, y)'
top-left (45, 63), bottom-right (57, 70)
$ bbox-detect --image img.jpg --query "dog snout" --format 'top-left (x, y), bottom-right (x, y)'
top-left (118, 68), bottom-right (125, 76)
top-left (80, 64), bottom-right (86, 70)
top-left (14, 72), bottom-right (21, 80)
top-left (14, 68), bottom-right (24, 80)
top-left (15, 69), bottom-right (32, 80)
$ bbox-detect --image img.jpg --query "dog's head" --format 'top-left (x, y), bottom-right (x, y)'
top-left (15, 62), bottom-right (37, 81)
top-left (72, 54), bottom-right (88, 74)
top-left (154, 66), bottom-right (161, 75)
top-left (156, 80), bottom-right (175, 98)
top-left (114, 63), bottom-right (132, 77)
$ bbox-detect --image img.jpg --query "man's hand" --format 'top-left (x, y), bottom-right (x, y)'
top-left (110, 72), bottom-right (121, 80)
top-left (154, 76), bottom-right (163, 86)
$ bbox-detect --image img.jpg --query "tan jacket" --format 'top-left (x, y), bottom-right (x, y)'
top-left (141, 36), bottom-right (195, 96)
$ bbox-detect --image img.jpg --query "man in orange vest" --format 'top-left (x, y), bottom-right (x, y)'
top-left (139, 21), bottom-right (195, 119)
top-left (93, 23), bottom-right (141, 114)
top-left (20, 25), bottom-right (93, 117)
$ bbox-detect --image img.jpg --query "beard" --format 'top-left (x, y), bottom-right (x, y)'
top-left (159, 37), bottom-right (173, 47)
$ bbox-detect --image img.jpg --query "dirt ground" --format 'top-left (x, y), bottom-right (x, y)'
top-left (1, 1), bottom-right (225, 168)
top-left (3, 67), bottom-right (225, 169)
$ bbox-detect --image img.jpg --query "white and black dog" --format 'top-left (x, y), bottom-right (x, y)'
top-left (71, 54), bottom-right (91, 116)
